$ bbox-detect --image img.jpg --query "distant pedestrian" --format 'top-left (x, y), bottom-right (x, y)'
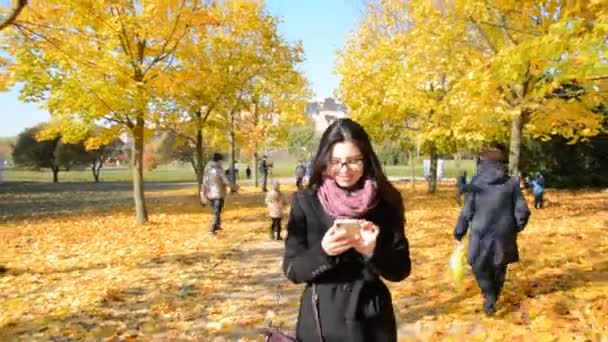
top-left (259, 155), bottom-right (269, 192)
top-left (245, 165), bottom-right (251, 179)
top-left (203, 153), bottom-right (233, 235)
top-left (295, 161), bottom-right (306, 190)
top-left (265, 181), bottom-right (287, 240)
top-left (303, 157), bottom-right (313, 186)
top-left (531, 172), bottom-right (545, 209)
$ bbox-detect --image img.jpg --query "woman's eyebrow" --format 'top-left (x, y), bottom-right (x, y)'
top-left (330, 155), bottom-right (363, 160)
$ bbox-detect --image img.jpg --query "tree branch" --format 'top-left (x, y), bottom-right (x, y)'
top-left (499, 14), bottom-right (519, 45)
top-left (0, 0), bottom-right (27, 31)
top-left (468, 16), bottom-right (498, 54)
top-left (111, 6), bottom-right (139, 76)
top-left (141, 0), bottom-right (188, 76)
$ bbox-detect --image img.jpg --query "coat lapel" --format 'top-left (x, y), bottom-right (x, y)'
top-left (309, 191), bottom-right (334, 232)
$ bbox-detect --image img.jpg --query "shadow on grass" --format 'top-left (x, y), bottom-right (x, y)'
top-left (0, 181), bottom-right (274, 224)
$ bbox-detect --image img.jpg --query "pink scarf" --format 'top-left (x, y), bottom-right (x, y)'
top-left (317, 177), bottom-right (378, 219)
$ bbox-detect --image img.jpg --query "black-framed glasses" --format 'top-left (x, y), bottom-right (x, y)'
top-left (328, 157), bottom-right (364, 170)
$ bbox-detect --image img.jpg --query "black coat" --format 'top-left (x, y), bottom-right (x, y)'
top-left (282, 189), bottom-right (411, 342)
top-left (454, 161), bottom-right (531, 268)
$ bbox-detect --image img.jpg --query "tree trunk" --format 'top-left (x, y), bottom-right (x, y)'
top-left (92, 165), bottom-right (99, 183)
top-left (508, 110), bottom-right (525, 177)
top-left (52, 166), bottom-right (59, 183)
top-left (228, 110), bottom-right (237, 192)
top-left (253, 152), bottom-right (259, 187)
top-left (132, 116), bottom-right (148, 224)
top-left (91, 158), bottom-right (102, 183)
top-left (195, 124), bottom-right (205, 205)
top-left (428, 144), bottom-right (438, 193)
top-left (409, 150), bottom-right (415, 190)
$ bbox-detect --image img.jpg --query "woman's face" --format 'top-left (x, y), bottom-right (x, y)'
top-left (327, 141), bottom-right (364, 188)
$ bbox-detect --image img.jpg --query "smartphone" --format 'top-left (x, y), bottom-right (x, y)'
top-left (334, 219), bottom-right (361, 237)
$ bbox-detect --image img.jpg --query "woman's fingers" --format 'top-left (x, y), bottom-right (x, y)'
top-left (360, 221), bottom-right (379, 237)
top-left (330, 243), bottom-right (353, 254)
top-left (326, 236), bottom-right (359, 254)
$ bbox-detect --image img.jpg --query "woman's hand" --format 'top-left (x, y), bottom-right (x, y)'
top-left (353, 220), bottom-right (379, 257)
top-left (321, 225), bottom-right (360, 256)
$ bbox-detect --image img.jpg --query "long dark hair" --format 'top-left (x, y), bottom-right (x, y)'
top-left (307, 118), bottom-right (403, 211)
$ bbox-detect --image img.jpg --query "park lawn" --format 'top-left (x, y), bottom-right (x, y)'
top-left (1, 182), bottom-right (605, 341)
top-left (2, 159), bottom-right (476, 183)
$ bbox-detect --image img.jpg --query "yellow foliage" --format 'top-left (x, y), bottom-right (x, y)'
top-left (336, 0), bottom-right (608, 155)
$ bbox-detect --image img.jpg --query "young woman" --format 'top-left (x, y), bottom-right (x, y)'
top-left (282, 118), bottom-right (411, 341)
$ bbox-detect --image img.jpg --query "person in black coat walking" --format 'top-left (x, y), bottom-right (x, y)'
top-left (454, 147), bottom-right (531, 316)
top-left (282, 118), bottom-right (411, 342)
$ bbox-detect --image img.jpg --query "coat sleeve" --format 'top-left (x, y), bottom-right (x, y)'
top-left (513, 179), bottom-right (531, 231)
top-left (264, 193), bottom-right (272, 205)
top-left (221, 172), bottom-right (231, 188)
top-left (365, 208), bottom-right (411, 282)
top-left (454, 191), bottom-right (475, 241)
top-left (201, 164), bottom-right (209, 187)
top-left (282, 195), bottom-right (336, 284)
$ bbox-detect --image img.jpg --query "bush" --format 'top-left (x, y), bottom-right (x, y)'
top-left (143, 150), bottom-right (157, 172)
top-left (521, 135), bottom-right (608, 188)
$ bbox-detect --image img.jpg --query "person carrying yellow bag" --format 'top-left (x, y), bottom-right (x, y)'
top-left (449, 241), bottom-right (466, 285)
top-left (453, 146), bottom-right (531, 316)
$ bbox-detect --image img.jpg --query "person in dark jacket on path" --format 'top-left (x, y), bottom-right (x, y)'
top-left (295, 161), bottom-right (306, 190)
top-left (260, 155), bottom-right (270, 192)
top-left (282, 118), bottom-right (411, 342)
top-left (454, 147), bottom-right (531, 316)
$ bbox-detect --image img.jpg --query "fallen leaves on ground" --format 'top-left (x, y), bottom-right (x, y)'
top-left (0, 183), bottom-right (607, 341)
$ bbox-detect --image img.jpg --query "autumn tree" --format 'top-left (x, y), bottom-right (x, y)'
top-left (0, 0), bottom-right (27, 90)
top-left (75, 137), bottom-right (125, 183)
top-left (4, 1), bottom-right (210, 223)
top-left (235, 50), bottom-right (310, 188)
top-left (336, 0), bottom-right (463, 192)
top-left (12, 125), bottom-right (60, 182)
top-left (287, 124), bottom-right (317, 161)
top-left (158, 1), bottom-right (309, 193)
top-left (338, 0), bottom-right (608, 182)
top-left (410, 0), bottom-right (608, 175)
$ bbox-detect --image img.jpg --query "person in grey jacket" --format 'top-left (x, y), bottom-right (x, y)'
top-left (203, 153), bottom-right (232, 234)
top-left (454, 147), bottom-right (531, 316)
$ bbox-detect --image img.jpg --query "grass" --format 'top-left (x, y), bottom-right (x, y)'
top-left (2, 159), bottom-right (477, 183)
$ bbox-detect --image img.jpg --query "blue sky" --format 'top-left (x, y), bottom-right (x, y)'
top-left (0, 1), bottom-right (362, 137)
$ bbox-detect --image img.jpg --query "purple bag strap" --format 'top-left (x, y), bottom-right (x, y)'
top-left (312, 284), bottom-right (324, 342)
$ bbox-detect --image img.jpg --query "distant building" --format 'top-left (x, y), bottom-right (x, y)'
top-left (305, 98), bottom-right (349, 134)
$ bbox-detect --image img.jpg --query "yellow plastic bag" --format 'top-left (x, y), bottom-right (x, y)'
top-left (449, 242), bottom-right (466, 284)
